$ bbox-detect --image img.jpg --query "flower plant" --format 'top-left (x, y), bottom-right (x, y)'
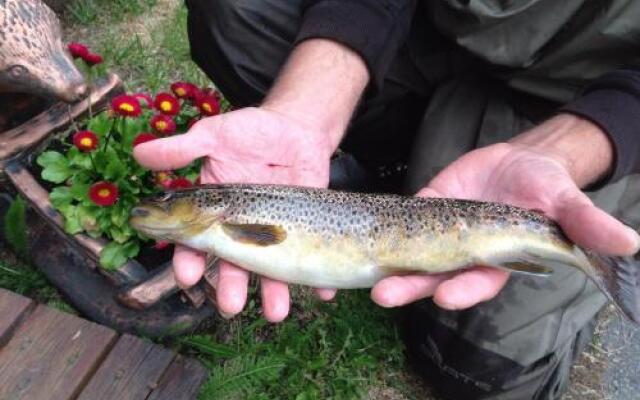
top-left (37, 67), bottom-right (225, 269)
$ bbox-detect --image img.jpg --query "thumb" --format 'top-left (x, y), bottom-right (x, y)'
top-left (416, 187), bottom-right (444, 198)
top-left (554, 190), bottom-right (640, 256)
top-left (133, 127), bottom-right (215, 171)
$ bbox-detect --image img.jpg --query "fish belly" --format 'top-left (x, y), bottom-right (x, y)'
top-left (193, 227), bottom-right (387, 288)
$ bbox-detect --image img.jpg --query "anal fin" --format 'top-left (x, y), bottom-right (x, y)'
top-left (481, 252), bottom-right (555, 277)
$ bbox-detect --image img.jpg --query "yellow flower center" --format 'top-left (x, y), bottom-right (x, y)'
top-left (80, 137), bottom-right (93, 147)
top-left (176, 88), bottom-right (186, 97)
top-left (202, 103), bottom-right (212, 113)
top-left (119, 103), bottom-right (135, 112)
top-left (98, 188), bottom-right (111, 198)
top-left (156, 121), bottom-right (168, 131)
top-left (160, 101), bottom-right (173, 112)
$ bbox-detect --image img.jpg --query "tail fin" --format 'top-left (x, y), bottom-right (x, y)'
top-left (585, 250), bottom-right (640, 323)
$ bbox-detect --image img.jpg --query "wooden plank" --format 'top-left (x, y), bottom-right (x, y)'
top-left (0, 305), bottom-right (117, 400)
top-left (0, 288), bottom-right (34, 346)
top-left (77, 334), bottom-right (175, 400)
top-left (147, 355), bottom-right (209, 400)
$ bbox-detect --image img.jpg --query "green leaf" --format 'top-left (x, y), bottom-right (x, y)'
top-left (99, 241), bottom-right (139, 270)
top-left (68, 147), bottom-right (94, 170)
top-left (70, 180), bottom-right (91, 202)
top-left (99, 241), bottom-right (128, 270)
top-left (37, 151), bottom-right (72, 183)
top-left (109, 226), bottom-right (130, 243)
top-left (49, 187), bottom-right (73, 209)
top-left (104, 156), bottom-right (127, 181)
top-left (60, 205), bottom-right (82, 234)
top-left (110, 206), bottom-right (129, 228)
top-left (4, 196), bottom-right (28, 259)
top-left (121, 117), bottom-right (146, 144)
top-left (123, 241), bottom-right (139, 258)
top-left (87, 112), bottom-right (113, 136)
top-left (77, 204), bottom-right (99, 232)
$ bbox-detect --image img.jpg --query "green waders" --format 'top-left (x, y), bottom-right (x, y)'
top-left (185, 0), bottom-right (640, 398)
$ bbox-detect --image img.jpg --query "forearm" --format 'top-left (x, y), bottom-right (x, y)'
top-left (262, 39), bottom-right (370, 151)
top-left (510, 114), bottom-right (614, 188)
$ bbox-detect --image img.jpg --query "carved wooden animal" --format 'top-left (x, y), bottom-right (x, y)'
top-left (0, 0), bottom-right (88, 130)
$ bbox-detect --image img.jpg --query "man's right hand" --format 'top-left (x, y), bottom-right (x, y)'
top-left (136, 38), bottom-right (369, 322)
top-left (134, 106), bottom-right (336, 322)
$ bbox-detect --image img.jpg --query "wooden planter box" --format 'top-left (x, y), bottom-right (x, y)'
top-left (0, 74), bottom-right (215, 337)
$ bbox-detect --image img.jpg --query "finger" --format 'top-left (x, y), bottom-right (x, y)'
top-left (216, 261), bottom-right (249, 317)
top-left (371, 274), bottom-right (449, 308)
top-left (433, 267), bottom-right (510, 310)
top-left (172, 245), bottom-right (206, 288)
top-left (260, 277), bottom-right (290, 322)
top-left (416, 187), bottom-right (444, 198)
top-left (555, 193), bottom-right (640, 256)
top-left (133, 128), bottom-right (215, 171)
top-left (315, 288), bottom-right (337, 301)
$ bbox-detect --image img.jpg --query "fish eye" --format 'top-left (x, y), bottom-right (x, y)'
top-left (8, 65), bottom-right (28, 79)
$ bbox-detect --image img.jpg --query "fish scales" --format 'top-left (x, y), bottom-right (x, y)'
top-left (129, 184), bottom-right (640, 323)
top-left (189, 184), bottom-right (558, 236)
top-left (133, 185), bottom-right (571, 277)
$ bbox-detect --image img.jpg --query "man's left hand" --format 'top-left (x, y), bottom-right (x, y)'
top-left (371, 114), bottom-right (640, 310)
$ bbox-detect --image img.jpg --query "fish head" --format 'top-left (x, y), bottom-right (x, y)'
top-left (129, 189), bottom-right (225, 242)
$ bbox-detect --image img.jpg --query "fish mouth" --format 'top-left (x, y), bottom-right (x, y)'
top-left (128, 205), bottom-right (185, 237)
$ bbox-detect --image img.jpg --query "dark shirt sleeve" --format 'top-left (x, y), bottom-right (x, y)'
top-left (295, 0), bottom-right (417, 92)
top-left (561, 69), bottom-right (640, 183)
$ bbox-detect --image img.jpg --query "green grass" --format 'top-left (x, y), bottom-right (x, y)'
top-left (66, 1), bottom-right (209, 93)
top-left (1, 195), bottom-right (72, 313)
top-left (180, 289), bottom-right (412, 399)
top-left (0, 259), bottom-right (76, 314)
top-left (66, 0), bottom-right (158, 26)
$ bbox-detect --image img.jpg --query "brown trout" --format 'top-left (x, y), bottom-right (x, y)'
top-left (129, 184), bottom-right (640, 322)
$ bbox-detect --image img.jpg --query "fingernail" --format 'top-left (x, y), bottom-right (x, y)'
top-left (625, 226), bottom-right (640, 253)
top-left (218, 309), bottom-right (235, 320)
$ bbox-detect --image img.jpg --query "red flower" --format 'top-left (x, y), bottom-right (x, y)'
top-left (195, 87), bottom-right (221, 99)
top-left (83, 53), bottom-right (103, 66)
top-left (169, 177), bottom-right (193, 189)
top-left (154, 92), bottom-right (180, 116)
top-left (154, 171), bottom-right (174, 188)
top-left (72, 130), bottom-right (98, 152)
top-left (153, 240), bottom-right (171, 250)
top-left (88, 181), bottom-right (119, 207)
top-left (133, 93), bottom-right (153, 108)
top-left (111, 94), bottom-right (142, 117)
top-left (68, 42), bottom-right (90, 59)
top-left (194, 176), bottom-right (202, 185)
top-left (196, 94), bottom-right (220, 116)
top-left (150, 114), bottom-right (176, 135)
top-left (171, 82), bottom-right (197, 99)
top-left (132, 133), bottom-right (158, 147)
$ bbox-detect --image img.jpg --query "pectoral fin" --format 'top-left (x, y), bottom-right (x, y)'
top-left (222, 223), bottom-right (287, 246)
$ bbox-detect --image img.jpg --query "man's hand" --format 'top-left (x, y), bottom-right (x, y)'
top-left (134, 107), bottom-right (334, 321)
top-left (134, 39), bottom-right (369, 322)
top-left (372, 114), bottom-right (640, 310)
